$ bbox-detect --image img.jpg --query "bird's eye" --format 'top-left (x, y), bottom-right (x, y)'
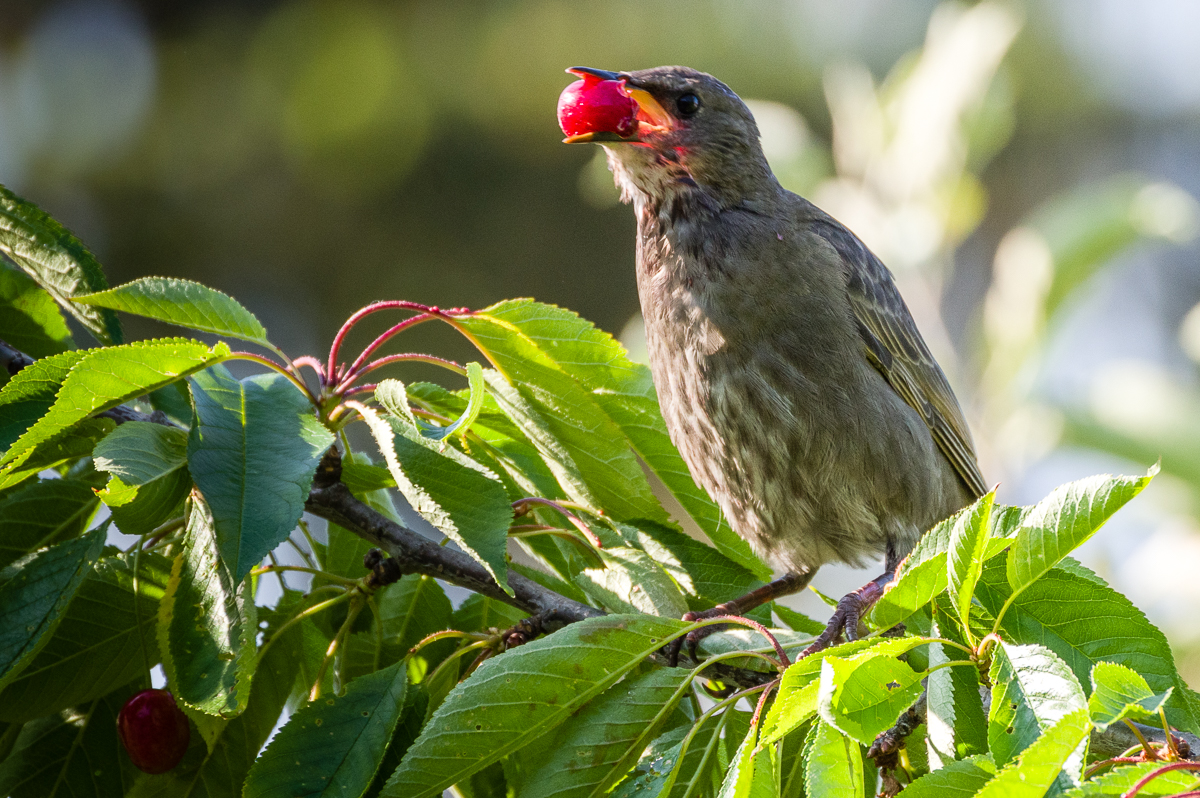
top-left (676, 93), bottom-right (701, 117)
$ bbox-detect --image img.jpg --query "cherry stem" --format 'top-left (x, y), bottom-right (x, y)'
top-left (1124, 762), bottom-right (1200, 798)
top-left (338, 353), bottom-right (467, 394)
top-left (512, 497), bottom-right (603, 550)
top-left (1124, 719), bottom-right (1160, 761)
top-left (750, 678), bottom-right (779, 727)
top-left (292, 356), bottom-right (325, 382)
top-left (327, 301), bottom-right (471, 387)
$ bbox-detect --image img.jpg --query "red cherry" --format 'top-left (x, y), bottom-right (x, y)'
top-left (557, 76), bottom-right (638, 139)
top-left (117, 689), bottom-right (191, 774)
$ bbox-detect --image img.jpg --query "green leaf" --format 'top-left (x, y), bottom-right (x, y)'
top-left (976, 560), bottom-right (1200, 735)
top-left (375, 379), bottom-right (417, 426)
top-left (0, 183), bottom-right (122, 344)
top-left (988, 641), bottom-right (1087, 771)
top-left (817, 651), bottom-right (924, 745)
top-left (407, 381), bottom-right (562, 502)
top-left (1006, 469), bottom-right (1154, 597)
top-left (108, 465), bottom-right (191, 537)
top-left (74, 277), bottom-right (270, 346)
top-left (0, 339), bottom-right (229, 489)
top-left (575, 545), bottom-right (690, 618)
top-left (521, 666), bottom-right (691, 798)
top-left (0, 527), bottom-right (104, 692)
top-left (0, 263), bottom-right (72, 358)
top-left (612, 714), bottom-right (727, 798)
top-left (422, 362), bottom-right (486, 442)
top-left (455, 311), bottom-right (669, 526)
top-left (1088, 661), bottom-right (1172, 730)
top-left (619, 520), bottom-right (763, 610)
top-left (471, 299), bottom-right (767, 578)
top-left (947, 490), bottom-right (994, 631)
top-left (803, 720), bottom-right (863, 798)
top-left (158, 494), bottom-right (257, 718)
top-left (0, 550), bottom-right (169, 722)
top-left (925, 606), bottom-right (987, 765)
top-left (760, 636), bottom-right (928, 747)
top-left (717, 717), bottom-right (777, 798)
top-left (0, 682), bottom-right (139, 797)
top-left (0, 349), bottom-right (87, 453)
top-left (187, 365), bottom-right (332, 580)
top-left (93, 421), bottom-right (188, 485)
top-left (975, 708), bottom-right (1091, 798)
top-left (0, 478), bottom-right (98, 569)
top-left (244, 662), bottom-right (408, 798)
top-left (383, 614), bottom-right (688, 797)
top-left (357, 402), bottom-right (512, 594)
top-left (899, 755), bottom-right (997, 797)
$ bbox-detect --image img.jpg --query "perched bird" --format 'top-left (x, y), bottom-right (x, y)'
top-left (559, 66), bottom-right (987, 657)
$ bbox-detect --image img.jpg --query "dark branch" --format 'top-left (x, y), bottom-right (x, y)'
top-left (304, 450), bottom-right (603, 623)
top-left (0, 339), bottom-right (34, 376)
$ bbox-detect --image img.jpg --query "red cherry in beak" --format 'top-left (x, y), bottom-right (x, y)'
top-left (557, 75), bottom-right (639, 139)
top-left (117, 689), bottom-right (191, 774)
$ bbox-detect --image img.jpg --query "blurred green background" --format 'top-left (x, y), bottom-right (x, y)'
top-left (5, 0), bottom-right (1200, 674)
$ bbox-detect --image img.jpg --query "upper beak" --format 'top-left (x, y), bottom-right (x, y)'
top-left (563, 67), bottom-right (674, 144)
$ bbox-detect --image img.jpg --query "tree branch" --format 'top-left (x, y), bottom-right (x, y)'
top-left (303, 449), bottom-right (603, 624)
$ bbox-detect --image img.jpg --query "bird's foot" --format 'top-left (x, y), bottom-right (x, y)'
top-left (797, 572), bottom-right (892, 659)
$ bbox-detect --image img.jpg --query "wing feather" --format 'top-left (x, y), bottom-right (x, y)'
top-left (811, 217), bottom-right (988, 499)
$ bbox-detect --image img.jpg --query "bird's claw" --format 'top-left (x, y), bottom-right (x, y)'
top-left (798, 591), bottom-right (868, 659)
top-left (663, 607), bottom-right (732, 666)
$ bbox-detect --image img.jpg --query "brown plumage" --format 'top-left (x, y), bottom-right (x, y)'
top-left (567, 65), bottom-right (985, 650)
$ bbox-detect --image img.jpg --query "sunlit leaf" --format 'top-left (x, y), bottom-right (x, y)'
top-left (1006, 469), bottom-right (1154, 598)
top-left (817, 651), bottom-right (924, 745)
top-left (975, 708), bottom-right (1091, 797)
top-left (74, 277), bottom-right (270, 346)
top-left (898, 755), bottom-right (996, 797)
top-left (469, 299), bottom-right (767, 578)
top-left (1089, 661), bottom-right (1172, 731)
top-left (0, 339), bottom-right (229, 490)
top-left (93, 421), bottom-right (188, 486)
top-left (357, 402), bottom-right (512, 594)
top-left (988, 641), bottom-right (1086, 773)
top-left (803, 720), bottom-right (863, 798)
top-left (947, 490), bottom-right (994, 631)
top-left (576, 545), bottom-right (689, 618)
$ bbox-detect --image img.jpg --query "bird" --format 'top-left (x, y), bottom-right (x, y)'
top-left (560, 65), bottom-right (987, 659)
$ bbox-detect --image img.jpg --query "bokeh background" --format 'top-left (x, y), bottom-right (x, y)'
top-left (4, 0), bottom-right (1200, 676)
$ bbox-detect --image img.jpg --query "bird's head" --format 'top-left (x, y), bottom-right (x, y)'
top-left (560, 66), bottom-right (774, 209)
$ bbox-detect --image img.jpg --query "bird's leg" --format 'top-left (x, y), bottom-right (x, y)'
top-left (666, 570), bottom-right (814, 666)
top-left (798, 570), bottom-right (894, 658)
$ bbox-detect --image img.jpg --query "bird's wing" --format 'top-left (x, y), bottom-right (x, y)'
top-left (811, 218), bottom-right (988, 499)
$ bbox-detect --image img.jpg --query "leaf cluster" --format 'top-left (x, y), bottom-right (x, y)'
top-left (0, 183), bottom-right (1194, 798)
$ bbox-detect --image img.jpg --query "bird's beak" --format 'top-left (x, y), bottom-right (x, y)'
top-left (563, 67), bottom-right (674, 144)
